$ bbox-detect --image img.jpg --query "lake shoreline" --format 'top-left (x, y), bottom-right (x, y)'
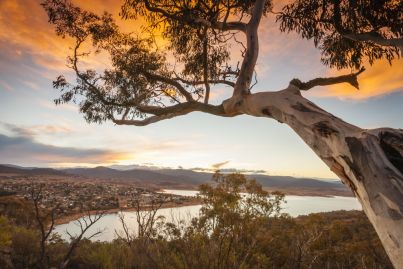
top-left (54, 198), bottom-right (202, 225)
top-left (156, 186), bottom-right (354, 197)
top-left (55, 189), bottom-right (356, 226)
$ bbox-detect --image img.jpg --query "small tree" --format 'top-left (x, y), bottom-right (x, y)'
top-left (197, 173), bottom-right (284, 269)
top-left (42, 0), bottom-right (402, 266)
top-left (60, 211), bottom-right (105, 269)
top-left (29, 184), bottom-right (59, 269)
top-left (28, 184), bottom-right (105, 269)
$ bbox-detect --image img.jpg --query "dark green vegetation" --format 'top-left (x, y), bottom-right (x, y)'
top-left (276, 0), bottom-right (402, 69)
top-left (0, 173), bottom-right (392, 269)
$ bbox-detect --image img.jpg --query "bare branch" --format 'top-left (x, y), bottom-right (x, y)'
top-left (289, 67), bottom-right (365, 91)
top-left (60, 211), bottom-right (105, 269)
top-left (29, 184), bottom-right (60, 269)
top-left (116, 212), bottom-right (133, 246)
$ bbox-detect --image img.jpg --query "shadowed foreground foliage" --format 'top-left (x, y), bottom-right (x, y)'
top-left (0, 173), bottom-right (393, 269)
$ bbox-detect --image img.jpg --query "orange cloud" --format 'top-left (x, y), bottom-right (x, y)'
top-left (0, 0), bottom-right (70, 71)
top-left (0, 0), bottom-right (147, 74)
top-left (309, 59), bottom-right (403, 99)
top-left (2, 0), bottom-right (401, 101)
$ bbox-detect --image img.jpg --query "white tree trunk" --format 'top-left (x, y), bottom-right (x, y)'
top-left (233, 85), bottom-right (403, 268)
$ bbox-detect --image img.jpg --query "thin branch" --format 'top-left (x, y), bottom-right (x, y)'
top-left (142, 0), bottom-right (247, 32)
top-left (142, 71), bottom-right (194, 102)
top-left (60, 211), bottom-right (105, 269)
top-left (174, 76), bottom-right (235, 87)
top-left (72, 39), bottom-right (194, 109)
top-left (342, 32), bottom-right (403, 47)
top-left (289, 67), bottom-right (366, 90)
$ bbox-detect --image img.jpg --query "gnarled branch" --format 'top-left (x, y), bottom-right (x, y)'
top-left (289, 67), bottom-right (365, 91)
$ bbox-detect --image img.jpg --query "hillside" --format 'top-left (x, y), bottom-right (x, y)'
top-left (64, 166), bottom-right (352, 196)
top-left (0, 164), bottom-right (352, 196)
top-left (0, 164), bottom-right (67, 176)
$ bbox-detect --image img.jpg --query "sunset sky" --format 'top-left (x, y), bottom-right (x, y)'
top-left (0, 0), bottom-right (402, 179)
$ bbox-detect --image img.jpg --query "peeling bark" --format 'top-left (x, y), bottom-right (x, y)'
top-left (229, 86), bottom-right (403, 268)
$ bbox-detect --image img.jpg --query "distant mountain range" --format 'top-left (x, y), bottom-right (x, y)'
top-left (0, 164), bottom-right (352, 196)
top-left (0, 164), bottom-right (67, 176)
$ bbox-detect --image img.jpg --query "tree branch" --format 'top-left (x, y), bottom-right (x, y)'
top-left (342, 32), bottom-right (403, 47)
top-left (142, 71), bottom-right (194, 102)
top-left (202, 27), bottom-right (211, 104)
top-left (289, 67), bottom-right (366, 91)
top-left (60, 211), bottom-right (105, 269)
top-left (232, 0), bottom-right (266, 97)
top-left (113, 102), bottom-right (229, 126)
top-left (174, 77), bottom-right (235, 87)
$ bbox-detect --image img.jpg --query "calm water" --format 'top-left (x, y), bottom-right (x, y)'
top-left (53, 190), bottom-right (361, 242)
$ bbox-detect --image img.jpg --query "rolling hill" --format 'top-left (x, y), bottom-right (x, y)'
top-left (0, 164), bottom-right (352, 196)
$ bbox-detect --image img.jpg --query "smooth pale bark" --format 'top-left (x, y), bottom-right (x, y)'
top-left (225, 85), bottom-right (403, 268)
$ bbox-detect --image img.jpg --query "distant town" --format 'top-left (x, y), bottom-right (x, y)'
top-left (0, 163), bottom-right (352, 224)
top-left (0, 174), bottom-right (199, 222)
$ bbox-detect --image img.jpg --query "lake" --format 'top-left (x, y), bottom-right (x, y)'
top-left (53, 190), bottom-right (361, 242)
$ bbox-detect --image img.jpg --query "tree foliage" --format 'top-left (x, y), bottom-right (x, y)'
top-left (276, 0), bottom-right (402, 69)
top-left (42, 0), bottom-right (273, 124)
top-left (42, 0), bottom-right (402, 127)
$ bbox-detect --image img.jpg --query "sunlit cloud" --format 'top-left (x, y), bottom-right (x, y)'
top-left (0, 0), bottom-right (70, 72)
top-left (0, 121), bottom-right (204, 168)
top-left (304, 59), bottom-right (403, 100)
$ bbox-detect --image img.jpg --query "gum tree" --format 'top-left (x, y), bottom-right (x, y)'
top-left (42, 0), bottom-right (402, 266)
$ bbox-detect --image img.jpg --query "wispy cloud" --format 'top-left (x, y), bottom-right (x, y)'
top-left (0, 79), bottom-right (14, 92)
top-left (0, 122), bottom-right (130, 165)
top-left (0, 133), bottom-right (130, 165)
top-left (1, 122), bottom-right (72, 137)
top-left (192, 166), bottom-right (267, 174)
top-left (211, 160), bottom-right (230, 170)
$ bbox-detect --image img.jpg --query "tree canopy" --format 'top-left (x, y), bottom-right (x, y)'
top-left (42, 1), bottom-right (403, 266)
top-left (42, 0), bottom-right (402, 126)
top-left (276, 0), bottom-right (402, 69)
